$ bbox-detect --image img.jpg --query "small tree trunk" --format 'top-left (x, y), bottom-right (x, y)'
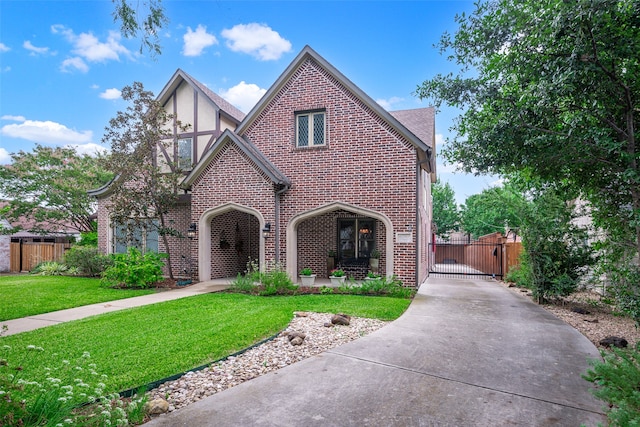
top-left (158, 213), bottom-right (175, 280)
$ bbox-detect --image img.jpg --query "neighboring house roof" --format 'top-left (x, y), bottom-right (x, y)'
top-left (183, 129), bottom-right (291, 188)
top-left (157, 69), bottom-right (246, 124)
top-left (0, 201), bottom-right (80, 237)
top-left (236, 45), bottom-right (433, 168)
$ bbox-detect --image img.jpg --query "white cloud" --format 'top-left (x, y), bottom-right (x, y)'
top-left (221, 23), bottom-right (291, 61)
top-left (0, 148), bottom-right (10, 164)
top-left (61, 57), bottom-right (89, 73)
top-left (0, 43), bottom-right (10, 52)
top-left (23, 40), bottom-right (50, 55)
top-left (435, 133), bottom-right (445, 147)
top-left (67, 142), bottom-right (108, 157)
top-left (1, 119), bottom-right (93, 145)
top-left (219, 81), bottom-right (267, 113)
top-left (1, 115), bottom-right (26, 122)
top-left (376, 96), bottom-right (404, 110)
top-left (99, 88), bottom-right (122, 100)
top-left (52, 25), bottom-right (131, 71)
top-left (182, 24), bottom-right (218, 57)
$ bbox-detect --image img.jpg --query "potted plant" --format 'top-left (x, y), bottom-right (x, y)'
top-left (329, 268), bottom-right (346, 286)
top-left (299, 267), bottom-right (316, 286)
top-left (365, 271), bottom-right (381, 281)
top-left (369, 249), bottom-right (380, 273)
top-left (327, 249), bottom-right (336, 272)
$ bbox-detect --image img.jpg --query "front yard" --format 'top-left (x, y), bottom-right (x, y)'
top-left (0, 275), bottom-right (155, 321)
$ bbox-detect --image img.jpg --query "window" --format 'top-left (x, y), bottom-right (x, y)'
top-left (338, 218), bottom-right (375, 260)
top-left (296, 111), bottom-right (325, 147)
top-left (112, 219), bottom-right (159, 254)
top-left (177, 138), bottom-right (193, 170)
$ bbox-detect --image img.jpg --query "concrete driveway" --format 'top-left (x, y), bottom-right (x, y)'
top-left (145, 276), bottom-right (606, 426)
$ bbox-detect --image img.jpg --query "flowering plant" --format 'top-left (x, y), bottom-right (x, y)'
top-left (330, 269), bottom-right (345, 277)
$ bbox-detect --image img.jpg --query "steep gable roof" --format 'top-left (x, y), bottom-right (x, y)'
top-left (157, 69), bottom-right (246, 124)
top-left (182, 129), bottom-right (290, 188)
top-left (237, 45), bottom-right (433, 165)
top-left (390, 108), bottom-right (436, 174)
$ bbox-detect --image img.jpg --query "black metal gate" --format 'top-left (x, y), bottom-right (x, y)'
top-left (429, 238), bottom-right (503, 279)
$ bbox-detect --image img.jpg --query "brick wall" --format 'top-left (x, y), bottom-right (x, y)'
top-left (242, 57), bottom-right (419, 286)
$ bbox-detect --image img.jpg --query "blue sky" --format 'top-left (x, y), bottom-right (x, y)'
top-left (0, 0), bottom-right (499, 205)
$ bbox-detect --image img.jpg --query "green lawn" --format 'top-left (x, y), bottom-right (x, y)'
top-left (0, 275), bottom-right (155, 321)
top-left (0, 292), bottom-right (410, 396)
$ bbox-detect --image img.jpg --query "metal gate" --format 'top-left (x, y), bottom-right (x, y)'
top-left (429, 237), bottom-right (503, 279)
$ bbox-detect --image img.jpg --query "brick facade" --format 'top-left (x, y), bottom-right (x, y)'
top-left (93, 46), bottom-right (435, 287)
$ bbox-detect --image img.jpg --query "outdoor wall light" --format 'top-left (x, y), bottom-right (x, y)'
top-left (187, 223), bottom-right (197, 239)
top-left (262, 222), bottom-right (271, 238)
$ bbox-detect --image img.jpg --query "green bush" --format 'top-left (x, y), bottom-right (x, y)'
top-left (583, 344), bottom-right (640, 426)
top-left (259, 265), bottom-right (298, 296)
top-left (608, 265), bottom-right (640, 326)
top-left (0, 344), bottom-right (147, 427)
top-left (339, 276), bottom-right (415, 299)
top-left (101, 248), bottom-right (166, 288)
top-left (64, 246), bottom-right (113, 277)
top-left (30, 261), bottom-right (69, 276)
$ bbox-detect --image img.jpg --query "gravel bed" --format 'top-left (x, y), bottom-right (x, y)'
top-left (147, 312), bottom-right (388, 412)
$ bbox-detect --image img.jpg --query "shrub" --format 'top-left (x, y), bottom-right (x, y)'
top-left (64, 246), bottom-right (113, 277)
top-left (0, 344), bottom-right (147, 427)
top-left (583, 344), bottom-right (640, 426)
top-left (259, 263), bottom-right (297, 296)
top-left (339, 276), bottom-right (415, 299)
top-left (230, 273), bottom-right (256, 293)
top-left (30, 261), bottom-right (69, 276)
top-left (299, 267), bottom-right (313, 276)
top-left (330, 269), bottom-right (345, 277)
top-left (101, 248), bottom-right (166, 288)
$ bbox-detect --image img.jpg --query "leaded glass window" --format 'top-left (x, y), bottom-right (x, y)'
top-left (296, 110), bottom-right (326, 147)
top-left (177, 138), bottom-right (193, 170)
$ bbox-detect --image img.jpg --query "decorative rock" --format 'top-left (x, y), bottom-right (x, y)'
top-left (599, 336), bottom-right (628, 348)
top-left (583, 318), bottom-right (599, 323)
top-left (290, 336), bottom-right (304, 346)
top-left (294, 312), bottom-right (309, 317)
top-left (331, 314), bottom-right (351, 326)
top-left (144, 398), bottom-right (170, 415)
top-left (287, 331), bottom-right (306, 341)
top-left (146, 313), bottom-right (388, 413)
top-left (324, 322), bottom-right (333, 328)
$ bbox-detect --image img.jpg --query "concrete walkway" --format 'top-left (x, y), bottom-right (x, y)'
top-left (2, 280), bottom-right (231, 336)
top-left (146, 276), bottom-right (606, 427)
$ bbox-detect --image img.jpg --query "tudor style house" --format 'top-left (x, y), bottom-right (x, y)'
top-left (91, 46), bottom-right (436, 288)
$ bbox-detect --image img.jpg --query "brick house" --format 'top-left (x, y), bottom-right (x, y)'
top-left (92, 46), bottom-right (436, 287)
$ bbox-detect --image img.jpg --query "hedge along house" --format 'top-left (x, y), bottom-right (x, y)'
top-left (92, 46), bottom-right (436, 287)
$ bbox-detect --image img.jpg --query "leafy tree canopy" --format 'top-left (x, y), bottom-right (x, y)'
top-left (0, 145), bottom-right (112, 234)
top-left (101, 82), bottom-right (190, 279)
top-left (112, 0), bottom-right (168, 57)
top-left (460, 183), bottom-right (526, 239)
top-left (417, 0), bottom-right (640, 259)
top-left (431, 179), bottom-right (460, 237)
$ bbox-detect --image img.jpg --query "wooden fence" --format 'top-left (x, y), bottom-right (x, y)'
top-left (10, 242), bottom-right (71, 272)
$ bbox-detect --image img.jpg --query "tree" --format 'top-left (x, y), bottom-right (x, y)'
top-left (101, 82), bottom-right (189, 280)
top-left (431, 179), bottom-right (460, 237)
top-left (417, 0), bottom-right (640, 264)
top-left (112, 0), bottom-right (168, 57)
top-left (0, 145), bottom-right (112, 234)
top-left (460, 184), bottom-right (525, 239)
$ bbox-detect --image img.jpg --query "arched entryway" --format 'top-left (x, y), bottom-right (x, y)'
top-left (286, 202), bottom-right (394, 281)
top-left (198, 203), bottom-right (266, 281)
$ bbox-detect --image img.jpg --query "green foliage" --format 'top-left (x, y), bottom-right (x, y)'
top-left (330, 269), bottom-right (345, 277)
top-left (30, 261), bottom-right (70, 276)
top-left (112, 0), bottom-right (168, 57)
top-left (607, 265), bottom-right (640, 326)
top-left (77, 231), bottom-right (98, 247)
top-left (101, 248), bottom-right (166, 288)
top-left (0, 145), bottom-right (112, 235)
top-left (417, 0), bottom-right (640, 272)
top-left (258, 263), bottom-right (298, 296)
top-left (339, 276), bottom-right (416, 299)
top-left (0, 344), bottom-right (147, 427)
top-left (432, 179), bottom-right (460, 237)
top-left (460, 184), bottom-right (526, 239)
top-left (504, 256), bottom-right (532, 289)
top-left (65, 246), bottom-right (113, 277)
top-left (583, 344), bottom-right (640, 426)
top-left (102, 82), bottom-right (191, 280)
top-left (518, 187), bottom-right (594, 302)
top-left (299, 267), bottom-right (314, 276)
top-left (229, 273), bottom-right (257, 294)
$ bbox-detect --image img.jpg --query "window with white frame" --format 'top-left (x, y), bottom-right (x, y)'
top-left (177, 137), bottom-right (193, 170)
top-left (112, 219), bottom-right (159, 254)
top-left (296, 110), bottom-right (326, 147)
